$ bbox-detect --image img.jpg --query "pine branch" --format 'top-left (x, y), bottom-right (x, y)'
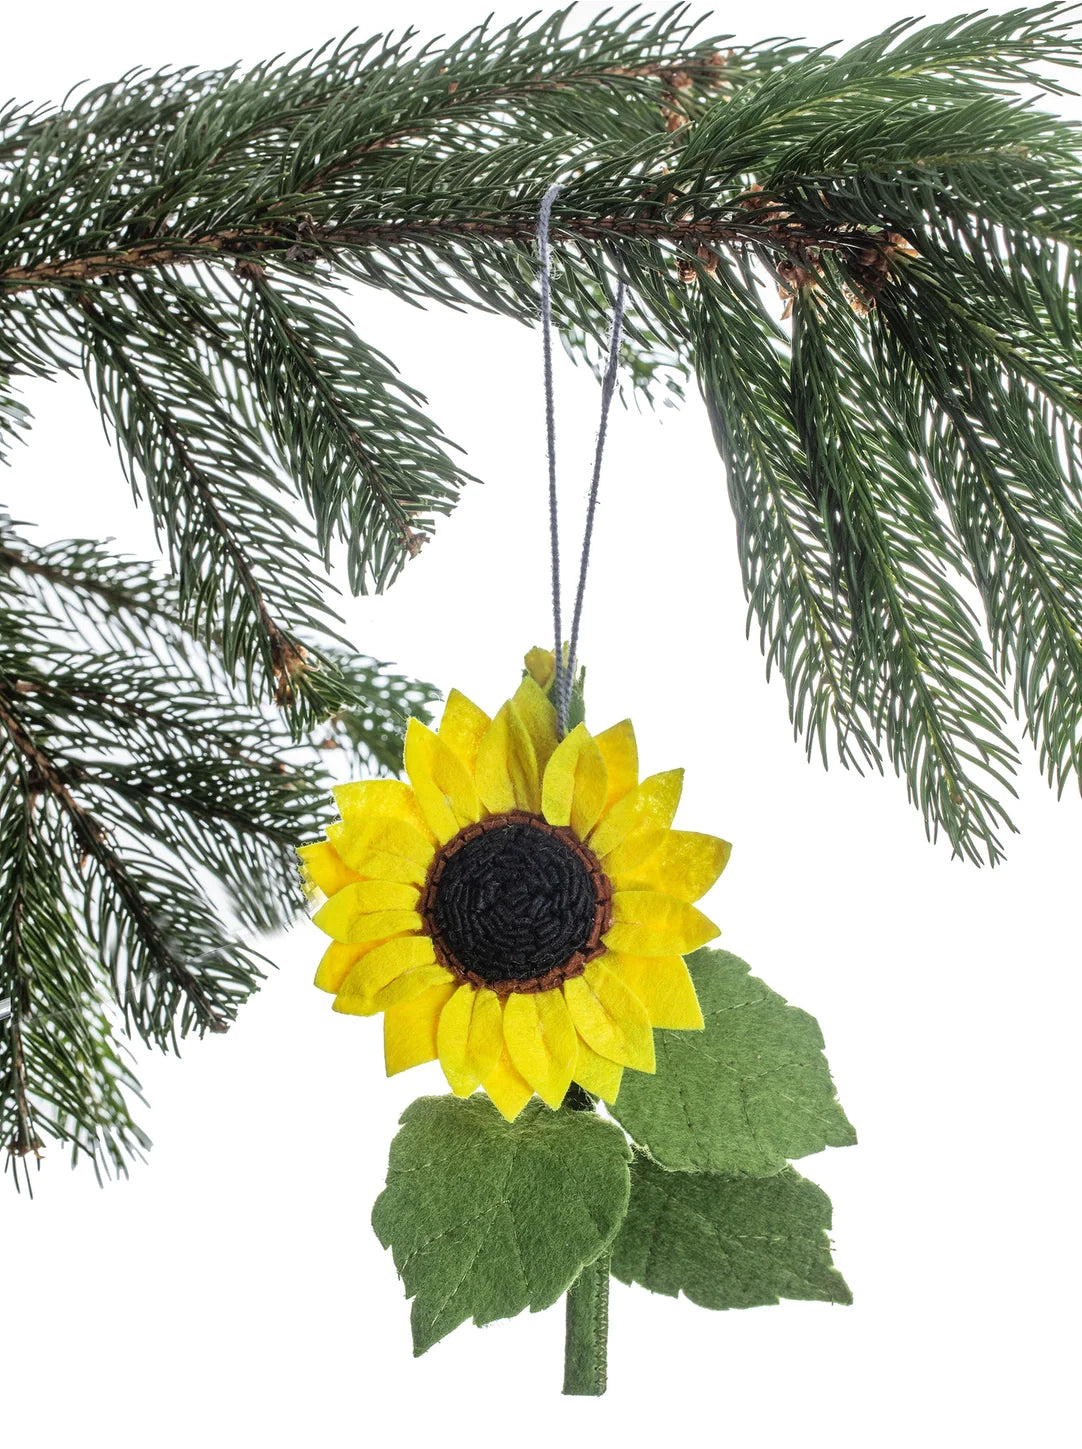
top-left (690, 268), bottom-right (874, 775)
top-left (0, 660), bottom-right (238, 1035)
top-left (5, 3), bottom-right (1082, 1180)
top-left (872, 280), bottom-right (1082, 797)
top-left (789, 274), bottom-right (1021, 860)
top-left (240, 271), bottom-right (465, 591)
top-left (71, 285), bottom-right (342, 706)
top-left (0, 517), bottom-right (434, 1180)
top-left (1, 4), bottom-right (1078, 847)
top-left (0, 773), bottom-right (149, 1188)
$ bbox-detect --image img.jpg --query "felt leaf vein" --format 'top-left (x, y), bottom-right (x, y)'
top-left (372, 1095), bottom-right (632, 1354)
top-left (609, 949), bottom-right (856, 1176)
top-left (612, 1155), bottom-right (852, 1310)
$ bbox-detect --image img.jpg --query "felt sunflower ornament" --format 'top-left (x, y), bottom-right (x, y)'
top-left (301, 652), bottom-right (730, 1119)
top-left (299, 186), bottom-right (854, 1394)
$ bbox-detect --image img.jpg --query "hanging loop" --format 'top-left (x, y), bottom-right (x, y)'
top-left (536, 184), bottom-right (627, 738)
top-left (537, 182), bottom-right (565, 729)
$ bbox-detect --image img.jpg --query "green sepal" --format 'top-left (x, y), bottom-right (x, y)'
top-left (611, 1153), bottom-right (852, 1309)
top-left (522, 651), bottom-right (586, 730)
top-left (371, 1095), bottom-right (631, 1354)
top-left (609, 948), bottom-right (856, 1175)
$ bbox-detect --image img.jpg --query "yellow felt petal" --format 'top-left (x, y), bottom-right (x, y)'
top-left (594, 719), bottom-right (638, 814)
top-left (474, 701), bottom-right (540, 813)
top-left (314, 940), bottom-right (373, 994)
top-left (298, 841), bottom-right (360, 897)
top-left (572, 1040), bottom-right (624, 1102)
top-left (502, 989), bottom-right (579, 1108)
top-left (605, 890), bottom-right (720, 956)
top-left (541, 723), bottom-right (608, 839)
top-left (607, 952), bottom-right (704, 1030)
top-left (524, 647), bottom-right (556, 693)
top-left (336, 962), bottom-right (453, 1015)
top-left (512, 677), bottom-right (559, 774)
top-left (332, 779), bottom-right (435, 844)
top-left (438, 689), bottom-right (492, 776)
top-left (588, 769), bottom-right (684, 866)
top-left (482, 1047), bottom-right (535, 1122)
top-left (467, 989), bottom-right (504, 1081)
top-left (367, 963), bottom-right (455, 1012)
top-left (326, 816), bottom-right (435, 886)
top-left (312, 881), bottom-right (421, 942)
top-left (436, 984), bottom-right (476, 1095)
top-left (404, 718), bottom-right (482, 844)
top-left (328, 909), bottom-right (420, 945)
top-left (563, 963), bottom-right (655, 1072)
top-left (334, 935), bottom-right (445, 1015)
top-left (621, 830), bottom-right (732, 903)
top-left (437, 985), bottom-right (504, 1096)
top-left (384, 983), bottom-right (457, 1074)
top-left (338, 933), bottom-right (436, 995)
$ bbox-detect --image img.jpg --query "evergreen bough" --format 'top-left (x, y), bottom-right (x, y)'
top-left (3, 4), bottom-right (1082, 1182)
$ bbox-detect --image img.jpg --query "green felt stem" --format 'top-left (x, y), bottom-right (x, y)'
top-left (562, 1251), bottom-right (610, 1397)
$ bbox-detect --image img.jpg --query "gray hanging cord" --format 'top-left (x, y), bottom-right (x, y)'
top-left (537, 182), bottom-right (565, 728)
top-left (536, 184), bottom-right (627, 737)
top-left (564, 275), bottom-right (627, 722)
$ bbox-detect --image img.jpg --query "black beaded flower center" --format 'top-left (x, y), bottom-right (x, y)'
top-left (420, 812), bottom-right (612, 994)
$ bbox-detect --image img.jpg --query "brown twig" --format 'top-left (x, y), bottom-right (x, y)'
top-left (0, 211), bottom-right (893, 294)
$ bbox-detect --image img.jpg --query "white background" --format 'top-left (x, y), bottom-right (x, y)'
top-left (2, 3), bottom-right (1079, 1446)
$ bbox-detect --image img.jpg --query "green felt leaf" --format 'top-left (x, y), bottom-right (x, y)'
top-left (610, 948), bottom-right (856, 1175)
top-left (611, 1154), bottom-right (852, 1309)
top-left (371, 1095), bottom-right (632, 1354)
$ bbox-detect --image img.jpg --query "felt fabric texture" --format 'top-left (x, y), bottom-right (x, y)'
top-left (611, 1154), bottom-right (851, 1310)
top-left (621, 830), bottom-right (732, 902)
top-left (511, 677), bottom-right (559, 773)
top-left (610, 953), bottom-right (704, 1029)
top-left (482, 1046), bottom-right (534, 1120)
top-left (384, 984), bottom-right (457, 1075)
top-left (437, 688), bottom-right (491, 776)
top-left (339, 935), bottom-right (438, 997)
top-left (313, 939), bottom-right (370, 995)
top-left (313, 882), bottom-right (421, 945)
top-left (590, 769), bottom-right (685, 865)
top-left (436, 983), bottom-right (504, 1096)
top-left (335, 936), bottom-right (452, 1016)
top-left (372, 1096), bottom-right (632, 1354)
top-left (503, 989), bottom-right (579, 1107)
top-left (593, 719), bottom-right (638, 814)
top-left (403, 718), bottom-right (480, 843)
top-left (297, 841), bottom-right (359, 897)
top-left (474, 700), bottom-right (541, 814)
top-left (541, 723), bottom-right (608, 838)
top-left (562, 1253), bottom-right (610, 1397)
top-left (523, 646), bottom-right (557, 692)
top-left (605, 890), bottom-right (719, 957)
top-left (571, 1041), bottom-right (623, 1101)
top-left (610, 948), bottom-right (856, 1175)
top-left (302, 656), bottom-right (730, 1120)
top-left (326, 815), bottom-right (434, 883)
top-left (563, 963), bottom-right (655, 1072)
top-left (333, 778), bottom-right (434, 842)
top-left (359, 963), bottom-right (455, 1014)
